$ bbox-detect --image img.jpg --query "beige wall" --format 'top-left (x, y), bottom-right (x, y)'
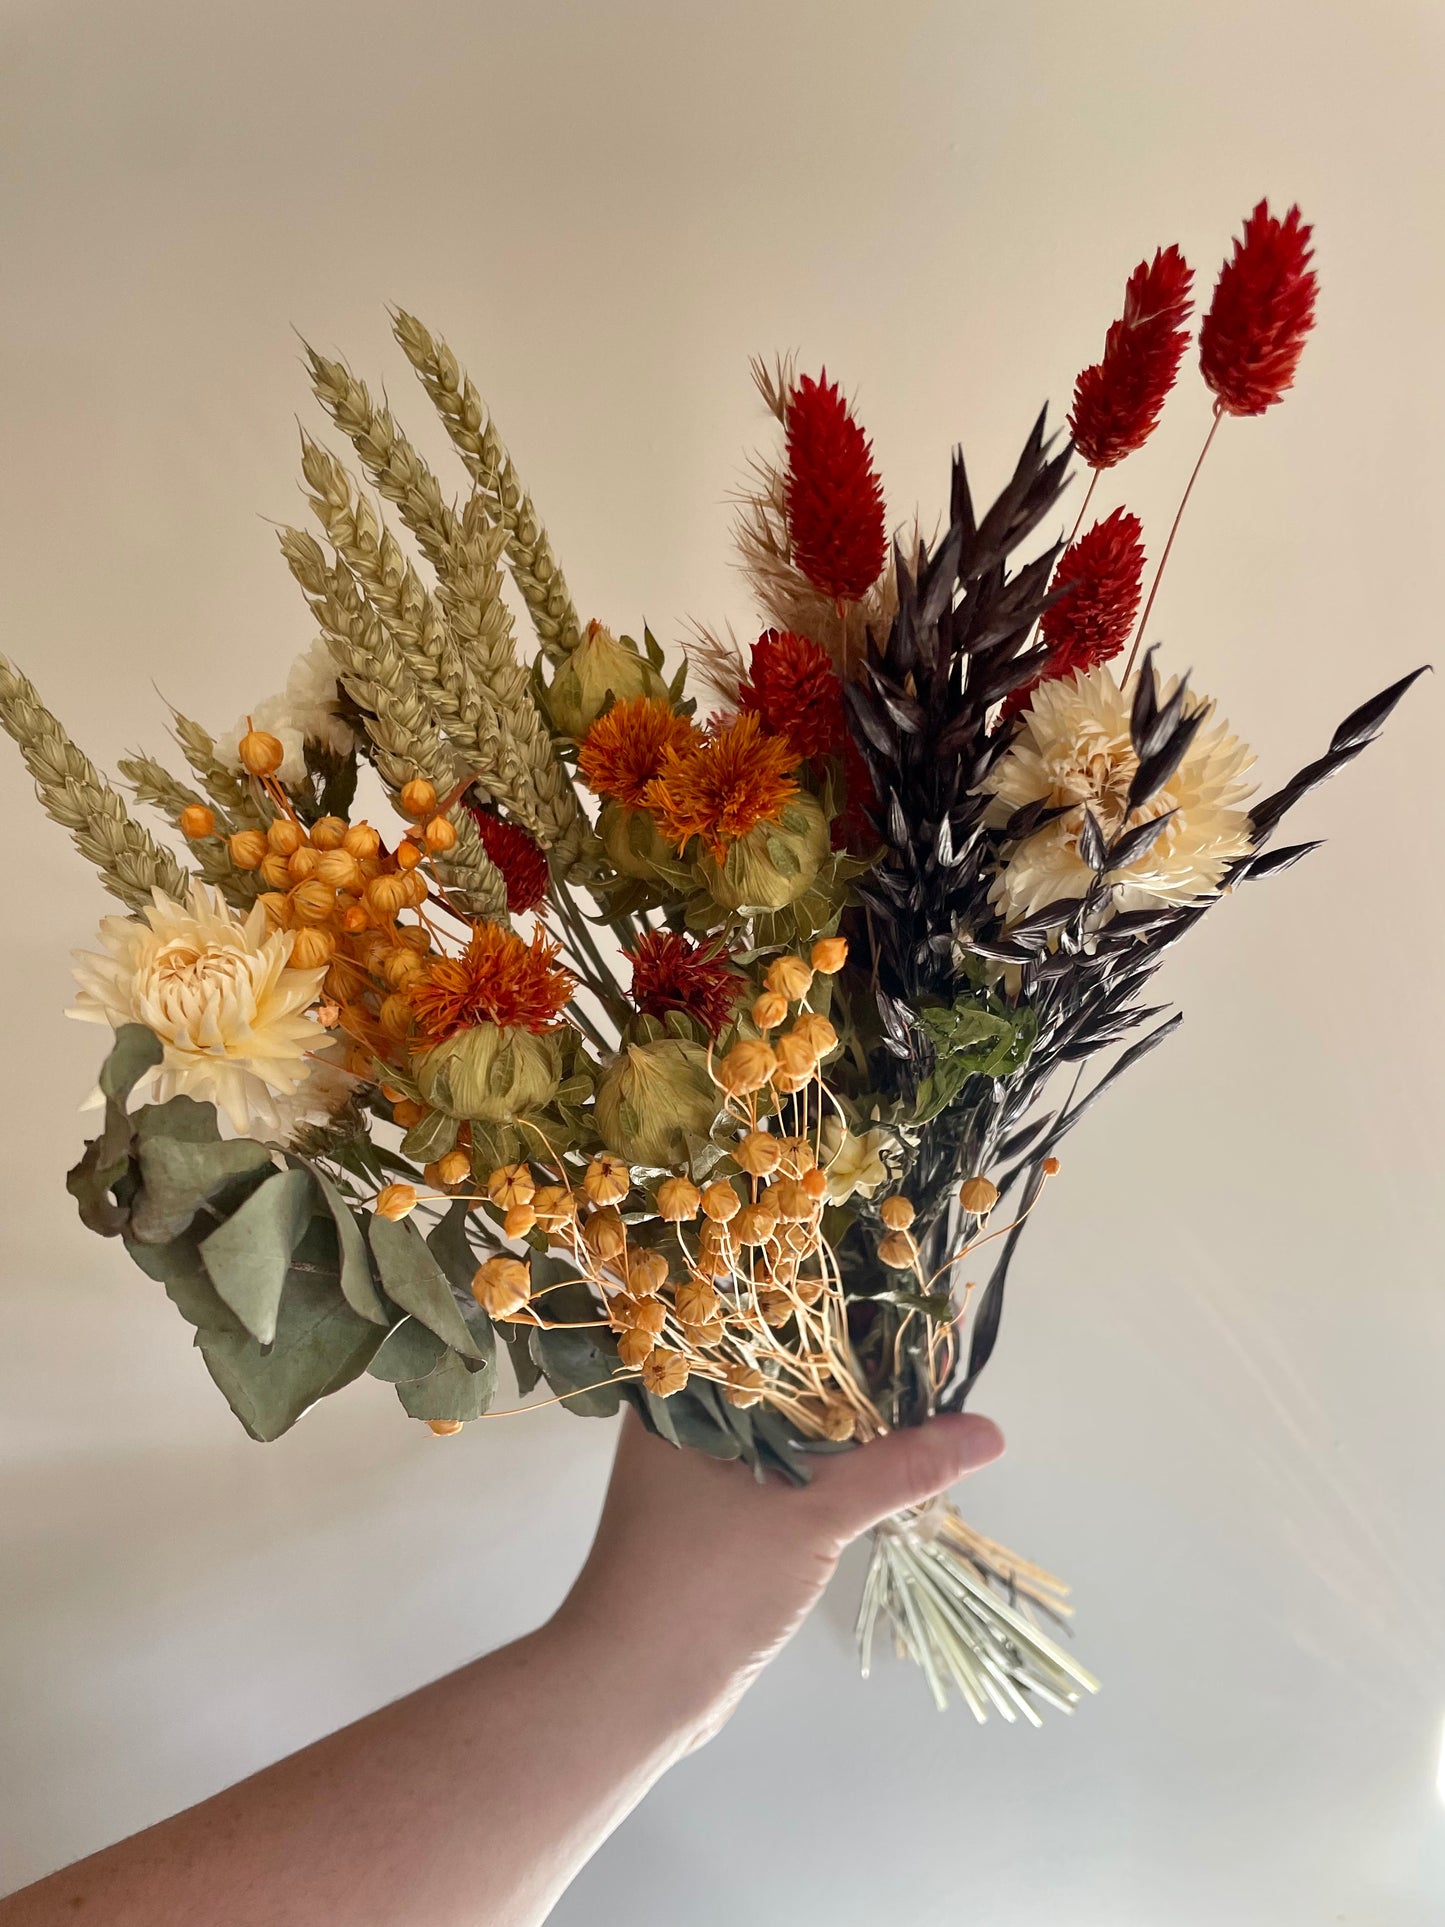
top-left (2, 1), bottom-right (1443, 1918)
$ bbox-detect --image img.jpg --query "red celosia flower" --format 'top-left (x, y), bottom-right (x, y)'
top-left (1003, 509), bottom-right (1146, 719)
top-left (408, 925), bottom-right (574, 1039)
top-left (1069, 246), bottom-right (1194, 468)
top-left (642, 710), bottom-right (800, 859)
top-left (1200, 200), bottom-right (1317, 416)
top-left (738, 629), bottom-right (845, 759)
top-left (625, 930), bottom-right (741, 1038)
top-left (462, 801), bottom-right (550, 914)
top-left (784, 371), bottom-right (887, 602)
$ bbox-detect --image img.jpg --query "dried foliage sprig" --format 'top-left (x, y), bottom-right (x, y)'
top-left (390, 311), bottom-right (584, 666)
top-left (0, 656), bottom-right (190, 910)
top-left (278, 528), bottom-right (507, 918)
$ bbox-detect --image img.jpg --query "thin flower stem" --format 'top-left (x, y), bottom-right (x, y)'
top-left (1123, 405), bottom-right (1224, 682)
top-left (1064, 468), bottom-right (1100, 550)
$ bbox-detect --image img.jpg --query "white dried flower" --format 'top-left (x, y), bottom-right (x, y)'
top-left (819, 1117), bottom-right (888, 1201)
top-left (218, 640), bottom-right (356, 787)
top-left (982, 664), bottom-right (1255, 921)
top-left (69, 884), bottom-right (340, 1142)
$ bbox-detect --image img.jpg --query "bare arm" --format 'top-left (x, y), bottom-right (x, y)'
top-left (1, 1410), bottom-right (1003, 1927)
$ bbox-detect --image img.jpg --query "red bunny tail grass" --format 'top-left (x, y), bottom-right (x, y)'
top-left (462, 801), bottom-right (550, 914)
top-left (784, 372), bottom-right (887, 602)
top-left (1069, 245), bottom-right (1195, 469)
top-left (1004, 509), bottom-right (1146, 719)
top-left (1200, 201), bottom-right (1317, 416)
top-left (739, 628), bottom-right (846, 760)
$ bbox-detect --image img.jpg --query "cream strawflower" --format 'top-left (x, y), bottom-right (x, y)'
top-left (982, 664), bottom-right (1255, 921)
top-left (69, 884), bottom-right (338, 1141)
top-left (819, 1117), bottom-right (888, 1201)
top-left (218, 640), bottom-right (356, 787)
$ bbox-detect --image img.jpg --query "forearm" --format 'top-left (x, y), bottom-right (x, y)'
top-left (1, 1615), bottom-right (709, 1927)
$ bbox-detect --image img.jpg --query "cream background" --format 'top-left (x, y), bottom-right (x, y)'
top-left (2, 1), bottom-right (1443, 1919)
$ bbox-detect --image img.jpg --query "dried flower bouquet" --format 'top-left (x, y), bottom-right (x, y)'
top-left (1, 199), bottom-right (1423, 1720)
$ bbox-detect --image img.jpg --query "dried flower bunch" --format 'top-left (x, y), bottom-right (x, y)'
top-left (1, 202), bottom-right (1424, 1719)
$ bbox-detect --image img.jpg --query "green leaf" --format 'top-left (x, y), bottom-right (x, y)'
top-left (368, 1213), bottom-right (485, 1361)
top-left (101, 1023), bottom-right (165, 1102)
top-left (368, 1315), bottom-right (448, 1382)
top-left (502, 1323), bottom-right (542, 1397)
top-left (527, 1271), bottom-right (623, 1416)
top-left (198, 1167), bottom-right (316, 1344)
top-left (125, 1232), bottom-right (246, 1336)
top-left (311, 1167), bottom-right (389, 1325)
top-left (129, 1105), bottom-right (275, 1245)
top-left (64, 1025), bottom-right (166, 1235)
top-left (426, 1203), bottom-right (498, 1370)
top-left (875, 1287), bottom-right (957, 1321)
top-left (198, 1267), bottom-right (383, 1441)
top-left (395, 1349), bottom-right (495, 1423)
top-left (401, 1107), bottom-right (459, 1163)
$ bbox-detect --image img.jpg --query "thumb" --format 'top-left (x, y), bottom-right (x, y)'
top-left (813, 1413), bottom-right (1006, 1540)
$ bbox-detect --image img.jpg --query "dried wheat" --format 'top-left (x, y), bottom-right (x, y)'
top-left (390, 311), bottom-right (583, 665)
top-left (278, 529), bottom-right (506, 919)
top-left (0, 657), bottom-right (190, 910)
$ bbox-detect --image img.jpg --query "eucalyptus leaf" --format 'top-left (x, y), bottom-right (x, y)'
top-left (395, 1348), bottom-right (496, 1423)
top-left (130, 1118), bottom-right (275, 1246)
top-left (369, 1213), bottom-right (484, 1362)
top-left (311, 1166), bottom-right (389, 1325)
top-left (427, 1202), bottom-right (498, 1369)
top-left (65, 1024), bottom-right (164, 1235)
top-left (198, 1267), bottom-right (382, 1442)
top-left (198, 1167), bottom-right (316, 1344)
top-left (368, 1315), bottom-right (449, 1383)
top-left (124, 1232), bottom-right (246, 1337)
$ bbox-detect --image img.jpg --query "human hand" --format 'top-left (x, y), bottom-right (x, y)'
top-left (552, 1408), bottom-right (1006, 1746)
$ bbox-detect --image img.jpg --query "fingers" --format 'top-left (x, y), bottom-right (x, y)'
top-left (811, 1413), bottom-right (1006, 1541)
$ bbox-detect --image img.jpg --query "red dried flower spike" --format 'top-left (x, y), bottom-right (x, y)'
top-left (462, 800), bottom-right (550, 914)
top-left (784, 372), bottom-right (887, 602)
top-left (739, 629), bottom-right (845, 760)
top-left (1069, 246), bottom-right (1194, 469)
top-left (1004, 509), bottom-right (1146, 719)
top-left (1200, 200), bottom-right (1317, 416)
top-left (625, 930), bottom-right (740, 1038)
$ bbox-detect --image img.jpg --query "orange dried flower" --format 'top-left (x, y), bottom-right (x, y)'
top-left (578, 696), bottom-right (700, 806)
top-left (408, 925), bottom-right (574, 1040)
top-left (641, 711), bottom-right (800, 859)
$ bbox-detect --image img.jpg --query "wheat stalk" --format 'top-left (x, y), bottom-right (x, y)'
top-left (277, 529), bottom-right (507, 919)
top-left (116, 752), bottom-right (260, 903)
top-left (0, 656), bottom-right (190, 911)
top-left (390, 311), bottom-right (583, 665)
top-left (168, 712), bottom-right (265, 825)
top-left (299, 434), bottom-right (588, 870)
top-left (302, 342), bottom-right (458, 572)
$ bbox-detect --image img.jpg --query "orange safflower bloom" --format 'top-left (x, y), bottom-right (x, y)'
top-left (577, 696), bottom-right (700, 807)
top-left (408, 925), bottom-right (575, 1040)
top-left (642, 710), bottom-right (800, 859)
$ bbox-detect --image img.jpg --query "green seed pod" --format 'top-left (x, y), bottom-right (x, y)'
top-left (414, 1023), bottom-right (562, 1122)
top-left (697, 793), bottom-right (829, 912)
top-left (542, 623), bottom-right (669, 740)
top-left (594, 1037), bottom-right (721, 1169)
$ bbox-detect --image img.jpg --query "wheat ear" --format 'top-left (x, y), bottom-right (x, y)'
top-left (169, 712), bottom-right (265, 826)
top-left (390, 311), bottom-right (583, 665)
top-left (278, 529), bottom-right (507, 919)
top-left (0, 656), bottom-right (190, 910)
top-left (116, 752), bottom-right (259, 904)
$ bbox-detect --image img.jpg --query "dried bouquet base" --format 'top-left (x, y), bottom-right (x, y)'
top-left (857, 1505), bottom-right (1100, 1721)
